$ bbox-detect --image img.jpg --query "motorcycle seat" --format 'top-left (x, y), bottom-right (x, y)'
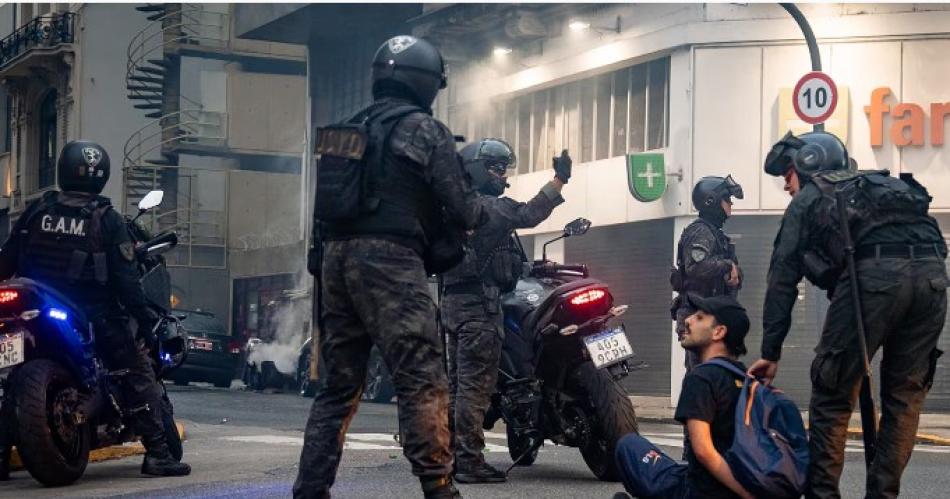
top-left (521, 278), bottom-right (603, 336)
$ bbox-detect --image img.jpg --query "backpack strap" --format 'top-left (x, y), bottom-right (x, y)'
top-left (702, 357), bottom-right (750, 379)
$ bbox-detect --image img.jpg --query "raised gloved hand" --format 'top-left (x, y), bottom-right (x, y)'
top-left (553, 149), bottom-right (572, 184)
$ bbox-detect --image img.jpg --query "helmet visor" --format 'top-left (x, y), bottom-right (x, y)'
top-left (477, 139), bottom-right (516, 174)
top-left (764, 131), bottom-right (806, 176)
top-left (722, 175), bottom-right (744, 200)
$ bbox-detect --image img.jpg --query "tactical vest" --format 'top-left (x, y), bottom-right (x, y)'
top-left (671, 218), bottom-right (735, 297)
top-left (18, 192), bottom-right (111, 287)
top-left (477, 232), bottom-right (523, 293)
top-left (318, 102), bottom-right (437, 250)
top-left (811, 169), bottom-right (936, 267)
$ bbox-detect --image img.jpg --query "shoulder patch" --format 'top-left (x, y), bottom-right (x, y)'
top-left (120, 241), bottom-right (135, 262)
top-left (690, 246), bottom-right (709, 263)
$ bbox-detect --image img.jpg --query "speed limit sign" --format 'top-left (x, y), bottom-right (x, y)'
top-left (793, 71), bottom-right (838, 124)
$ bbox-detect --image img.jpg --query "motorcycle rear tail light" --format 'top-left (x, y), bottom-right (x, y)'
top-left (570, 289), bottom-right (606, 306)
top-left (0, 290), bottom-right (18, 303)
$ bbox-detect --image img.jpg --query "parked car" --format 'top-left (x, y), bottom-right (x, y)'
top-left (169, 310), bottom-right (242, 388)
top-left (296, 337), bottom-right (395, 403)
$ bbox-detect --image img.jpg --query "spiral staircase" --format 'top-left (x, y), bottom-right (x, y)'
top-left (123, 4), bottom-right (228, 268)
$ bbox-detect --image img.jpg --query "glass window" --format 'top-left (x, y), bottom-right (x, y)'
top-left (531, 90), bottom-right (547, 172)
top-left (629, 64), bottom-right (647, 153)
top-left (516, 95), bottom-right (531, 175)
top-left (595, 73), bottom-right (611, 161)
top-left (38, 90), bottom-right (58, 190)
top-left (580, 79), bottom-right (594, 163)
top-left (612, 69), bottom-right (629, 157)
top-left (647, 57), bottom-right (670, 151)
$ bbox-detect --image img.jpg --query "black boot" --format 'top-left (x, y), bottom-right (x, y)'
top-left (454, 461), bottom-right (507, 484)
top-left (421, 475), bottom-right (462, 499)
top-left (141, 439), bottom-right (190, 477)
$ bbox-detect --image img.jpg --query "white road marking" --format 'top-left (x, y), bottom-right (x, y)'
top-left (221, 432), bottom-right (950, 455)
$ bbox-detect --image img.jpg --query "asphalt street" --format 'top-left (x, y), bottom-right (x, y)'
top-left (1, 383), bottom-right (949, 498)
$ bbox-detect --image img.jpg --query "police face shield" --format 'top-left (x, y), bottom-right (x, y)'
top-left (764, 131), bottom-right (806, 177)
top-left (722, 175), bottom-right (744, 202)
top-left (477, 139), bottom-right (516, 177)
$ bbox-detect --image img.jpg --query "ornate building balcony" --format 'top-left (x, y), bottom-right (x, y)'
top-left (0, 12), bottom-right (76, 76)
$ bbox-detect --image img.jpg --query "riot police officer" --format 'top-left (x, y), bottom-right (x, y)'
top-left (294, 36), bottom-right (483, 499)
top-left (748, 131), bottom-right (948, 498)
top-left (0, 141), bottom-right (190, 477)
top-left (671, 175), bottom-right (744, 370)
top-left (441, 139), bottom-right (568, 483)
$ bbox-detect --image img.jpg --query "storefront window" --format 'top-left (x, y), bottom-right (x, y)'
top-left (453, 55), bottom-right (671, 176)
top-left (38, 89), bottom-right (58, 190)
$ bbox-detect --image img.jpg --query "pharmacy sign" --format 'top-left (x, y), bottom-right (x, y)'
top-left (627, 152), bottom-right (666, 202)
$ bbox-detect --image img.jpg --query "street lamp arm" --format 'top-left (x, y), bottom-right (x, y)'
top-left (780, 3), bottom-right (824, 132)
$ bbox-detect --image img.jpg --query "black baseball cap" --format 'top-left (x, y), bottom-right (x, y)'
top-left (686, 293), bottom-right (750, 356)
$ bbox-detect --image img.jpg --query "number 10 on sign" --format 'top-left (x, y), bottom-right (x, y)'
top-left (793, 71), bottom-right (838, 125)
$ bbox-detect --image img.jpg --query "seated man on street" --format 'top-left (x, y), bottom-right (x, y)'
top-left (613, 294), bottom-right (753, 499)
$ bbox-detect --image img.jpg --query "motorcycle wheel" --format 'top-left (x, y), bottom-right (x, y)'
top-left (14, 359), bottom-right (91, 487)
top-left (160, 393), bottom-right (183, 462)
top-left (506, 425), bottom-right (538, 466)
top-left (573, 362), bottom-right (638, 482)
top-left (362, 349), bottom-right (395, 403)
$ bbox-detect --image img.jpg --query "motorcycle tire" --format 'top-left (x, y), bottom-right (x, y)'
top-left (506, 425), bottom-right (538, 466)
top-left (297, 351), bottom-right (317, 398)
top-left (572, 362), bottom-right (638, 482)
top-left (160, 395), bottom-right (183, 462)
top-left (14, 359), bottom-right (91, 487)
top-left (362, 349), bottom-right (395, 403)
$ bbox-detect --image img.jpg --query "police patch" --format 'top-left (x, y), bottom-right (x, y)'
top-left (120, 241), bottom-right (135, 262)
top-left (690, 247), bottom-right (708, 263)
top-left (82, 146), bottom-right (102, 167)
top-left (388, 36), bottom-right (416, 54)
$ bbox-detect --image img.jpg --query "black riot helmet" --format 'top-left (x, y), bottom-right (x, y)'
top-left (57, 140), bottom-right (111, 194)
top-left (371, 36), bottom-right (447, 109)
top-left (460, 138), bottom-right (516, 197)
top-left (764, 131), bottom-right (849, 180)
top-left (692, 175), bottom-right (743, 223)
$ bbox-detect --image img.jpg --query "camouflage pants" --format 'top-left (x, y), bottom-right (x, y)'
top-left (441, 287), bottom-right (504, 469)
top-left (293, 239), bottom-right (452, 499)
top-left (806, 257), bottom-right (947, 499)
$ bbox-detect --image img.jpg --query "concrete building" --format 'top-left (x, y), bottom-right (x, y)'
top-left (237, 3), bottom-right (950, 409)
top-left (0, 3), bottom-right (310, 343)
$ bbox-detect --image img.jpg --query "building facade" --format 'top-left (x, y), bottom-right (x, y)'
top-left (0, 3), bottom-right (310, 343)
top-left (238, 3), bottom-right (950, 409)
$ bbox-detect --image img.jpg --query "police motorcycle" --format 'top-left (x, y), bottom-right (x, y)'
top-left (0, 190), bottom-right (186, 486)
top-left (489, 217), bottom-right (639, 481)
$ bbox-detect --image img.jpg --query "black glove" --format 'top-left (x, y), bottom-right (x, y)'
top-left (553, 149), bottom-right (572, 184)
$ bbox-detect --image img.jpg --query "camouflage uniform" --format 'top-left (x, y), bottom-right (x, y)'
top-left (294, 99), bottom-right (482, 499)
top-left (442, 183), bottom-right (563, 469)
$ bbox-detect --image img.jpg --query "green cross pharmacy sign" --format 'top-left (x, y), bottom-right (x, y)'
top-left (627, 152), bottom-right (666, 202)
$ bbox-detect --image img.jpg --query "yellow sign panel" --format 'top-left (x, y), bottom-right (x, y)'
top-left (777, 86), bottom-right (850, 144)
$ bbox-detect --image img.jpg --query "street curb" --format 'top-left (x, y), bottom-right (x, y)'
top-left (846, 427), bottom-right (950, 447)
top-left (636, 415), bottom-right (950, 447)
top-left (9, 421), bottom-right (187, 471)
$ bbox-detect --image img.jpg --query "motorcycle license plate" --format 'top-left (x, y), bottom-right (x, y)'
top-left (584, 327), bottom-right (633, 369)
top-left (191, 339), bottom-right (213, 351)
top-left (0, 333), bottom-right (24, 369)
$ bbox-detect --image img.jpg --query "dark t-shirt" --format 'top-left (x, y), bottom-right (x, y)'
top-left (674, 356), bottom-right (745, 499)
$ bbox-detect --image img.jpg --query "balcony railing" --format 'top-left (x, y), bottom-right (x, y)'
top-left (0, 12), bottom-right (77, 70)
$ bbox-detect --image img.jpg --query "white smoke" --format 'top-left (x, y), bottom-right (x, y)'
top-left (246, 273), bottom-right (312, 375)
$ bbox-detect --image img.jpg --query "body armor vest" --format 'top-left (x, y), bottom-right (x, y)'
top-left (322, 102), bottom-right (437, 250)
top-left (18, 192), bottom-right (111, 288)
top-left (811, 170), bottom-right (936, 268)
top-left (671, 218), bottom-right (735, 297)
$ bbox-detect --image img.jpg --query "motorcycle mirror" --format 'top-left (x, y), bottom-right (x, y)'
top-left (563, 218), bottom-right (592, 237)
top-left (138, 190), bottom-right (164, 211)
